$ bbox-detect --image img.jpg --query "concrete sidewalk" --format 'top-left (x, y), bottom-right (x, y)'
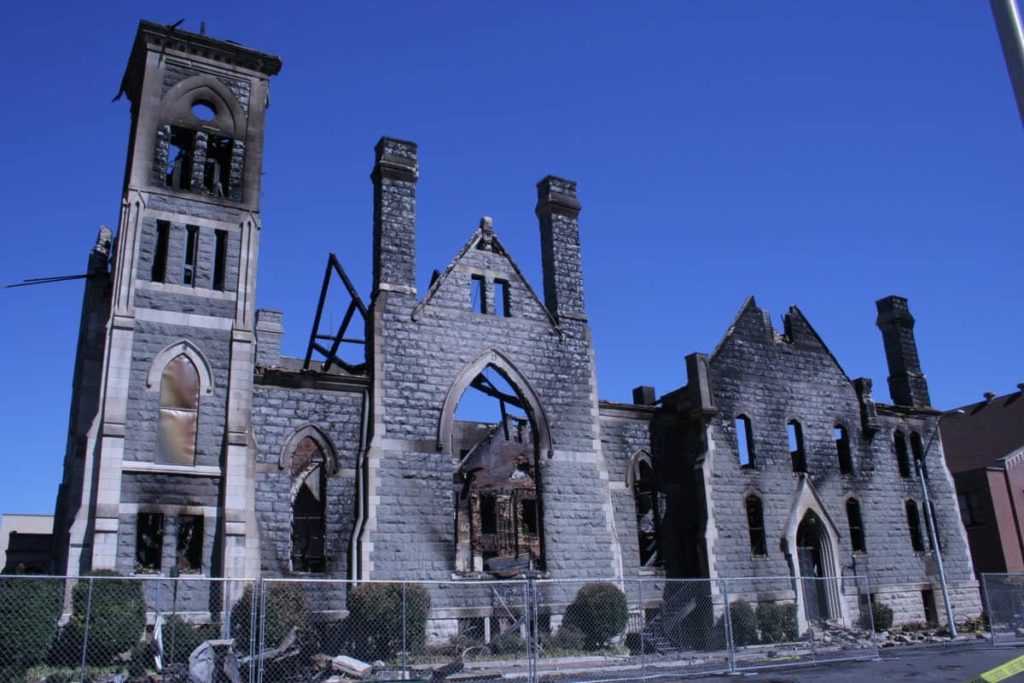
top-left (682, 642), bottom-right (1023, 682)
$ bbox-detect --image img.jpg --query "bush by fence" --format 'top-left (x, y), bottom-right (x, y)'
top-left (347, 581), bottom-right (430, 661)
top-left (0, 578), bottom-right (63, 671)
top-left (561, 582), bottom-right (628, 650)
top-left (62, 572), bottom-right (146, 666)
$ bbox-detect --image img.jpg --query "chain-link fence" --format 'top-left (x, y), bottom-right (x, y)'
top-left (981, 573), bottom-right (1024, 645)
top-left (0, 574), bottom-right (256, 683)
top-left (0, 572), bottom-right (882, 682)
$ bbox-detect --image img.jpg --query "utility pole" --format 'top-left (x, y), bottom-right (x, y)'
top-left (991, 0), bottom-right (1024, 123)
top-left (917, 414), bottom-right (964, 638)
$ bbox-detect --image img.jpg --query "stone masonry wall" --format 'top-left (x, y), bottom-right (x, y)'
top-left (704, 298), bottom-right (979, 624)
top-left (369, 224), bottom-right (620, 595)
top-left (251, 382), bottom-right (365, 586)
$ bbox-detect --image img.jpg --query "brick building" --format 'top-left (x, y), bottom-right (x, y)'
top-left (941, 388), bottom-right (1024, 576)
top-left (51, 21), bottom-right (980, 632)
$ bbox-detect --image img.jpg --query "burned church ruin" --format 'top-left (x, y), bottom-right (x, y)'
top-left (51, 21), bottom-right (981, 635)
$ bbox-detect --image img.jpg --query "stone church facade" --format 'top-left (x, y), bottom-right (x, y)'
top-left (51, 22), bottom-right (980, 631)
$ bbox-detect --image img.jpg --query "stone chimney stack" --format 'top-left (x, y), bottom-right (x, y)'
top-left (536, 176), bottom-right (585, 323)
top-left (876, 295), bottom-right (931, 407)
top-left (371, 137), bottom-right (418, 298)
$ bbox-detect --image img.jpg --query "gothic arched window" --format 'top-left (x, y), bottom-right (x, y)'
top-left (291, 436), bottom-right (327, 573)
top-left (846, 498), bottom-right (866, 552)
top-left (158, 355), bottom-right (200, 466)
top-left (632, 455), bottom-right (663, 568)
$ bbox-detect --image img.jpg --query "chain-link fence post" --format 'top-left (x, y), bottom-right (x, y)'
top-left (721, 578), bottom-right (736, 673)
top-left (980, 574), bottom-right (995, 646)
top-left (863, 575), bottom-right (877, 655)
top-left (257, 578), bottom-right (268, 683)
top-left (401, 581), bottom-right (408, 677)
top-left (79, 576), bottom-right (94, 680)
top-left (525, 575), bottom-right (537, 683)
top-left (638, 578), bottom-right (646, 678)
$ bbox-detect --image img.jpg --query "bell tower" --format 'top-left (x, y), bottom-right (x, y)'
top-left (57, 21), bottom-right (281, 579)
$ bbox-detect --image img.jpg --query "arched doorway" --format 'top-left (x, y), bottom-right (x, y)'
top-left (448, 362), bottom-right (545, 576)
top-left (796, 511), bottom-right (832, 622)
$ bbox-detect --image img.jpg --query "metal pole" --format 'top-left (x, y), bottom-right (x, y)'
top-left (639, 578), bottom-right (646, 677)
top-left (80, 577), bottom-right (94, 679)
top-left (915, 445), bottom-right (957, 637)
top-left (722, 578), bottom-right (736, 673)
top-left (991, 0), bottom-right (1024, 123)
top-left (401, 582), bottom-right (408, 677)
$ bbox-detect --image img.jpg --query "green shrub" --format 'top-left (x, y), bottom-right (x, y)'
top-left (0, 578), bottom-right (63, 671)
top-left (547, 623), bottom-right (587, 652)
top-left (347, 582), bottom-right (430, 661)
top-left (128, 640), bottom-right (157, 678)
top-left (60, 571), bottom-right (145, 666)
top-left (561, 582), bottom-right (629, 650)
top-left (728, 600), bottom-right (758, 646)
top-left (755, 602), bottom-right (798, 643)
top-left (490, 628), bottom-right (527, 655)
top-left (230, 583), bottom-right (310, 654)
top-left (867, 600), bottom-right (894, 632)
top-left (162, 615), bottom-right (219, 663)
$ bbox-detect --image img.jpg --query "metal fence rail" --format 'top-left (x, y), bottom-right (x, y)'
top-left (0, 573), bottom-right (884, 682)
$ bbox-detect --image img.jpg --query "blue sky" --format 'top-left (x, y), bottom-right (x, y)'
top-left (1, 2), bottom-right (1021, 513)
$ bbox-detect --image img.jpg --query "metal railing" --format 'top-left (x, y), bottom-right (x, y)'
top-left (0, 573), bottom-right (884, 682)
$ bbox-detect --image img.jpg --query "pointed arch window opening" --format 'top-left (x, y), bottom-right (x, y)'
top-left (906, 500), bottom-right (925, 552)
top-left (746, 495), bottom-right (767, 556)
top-left (157, 354), bottom-right (200, 466)
top-left (291, 436), bottom-right (327, 573)
top-left (894, 431), bottom-right (912, 479)
top-left (735, 415), bottom-right (755, 468)
top-left (452, 364), bottom-right (543, 576)
top-left (788, 420), bottom-right (806, 473)
top-left (846, 498), bottom-right (866, 552)
top-left (632, 455), bottom-right (664, 567)
top-left (834, 424), bottom-right (852, 475)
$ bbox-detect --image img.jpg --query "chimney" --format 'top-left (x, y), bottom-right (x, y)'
top-left (632, 386), bottom-right (656, 406)
top-left (255, 309), bottom-right (283, 368)
top-left (536, 176), bottom-right (585, 322)
top-left (875, 295), bottom-right (931, 407)
top-left (371, 137), bottom-right (418, 298)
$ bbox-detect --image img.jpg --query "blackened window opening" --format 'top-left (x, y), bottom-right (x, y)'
top-left (176, 515), bottom-right (203, 573)
top-left (788, 420), bottom-right (806, 473)
top-left (633, 458), bottom-right (663, 567)
top-left (152, 220), bottom-right (170, 283)
top-left (746, 495), bottom-right (767, 556)
top-left (846, 498), bottom-right (866, 552)
top-left (835, 424), bottom-right (852, 474)
top-left (911, 431), bottom-right (928, 480)
top-left (735, 415), bottom-right (754, 467)
top-left (471, 274), bottom-right (487, 314)
top-left (894, 431), bottom-right (912, 478)
top-left (136, 513), bottom-right (164, 572)
top-left (495, 279), bottom-right (511, 317)
top-left (166, 127), bottom-right (196, 191)
top-left (520, 499), bottom-right (538, 534)
top-left (906, 500), bottom-right (925, 552)
top-left (480, 494), bottom-right (498, 535)
top-left (213, 229), bottom-right (228, 291)
top-left (184, 225), bottom-right (199, 286)
top-left (203, 136), bottom-right (233, 198)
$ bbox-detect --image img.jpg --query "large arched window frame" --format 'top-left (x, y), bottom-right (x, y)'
top-left (283, 426), bottom-right (337, 574)
top-left (147, 341), bottom-right (214, 467)
top-left (628, 450), bottom-right (663, 568)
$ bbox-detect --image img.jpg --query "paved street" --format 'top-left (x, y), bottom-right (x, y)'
top-left (680, 643), bottom-right (1023, 682)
